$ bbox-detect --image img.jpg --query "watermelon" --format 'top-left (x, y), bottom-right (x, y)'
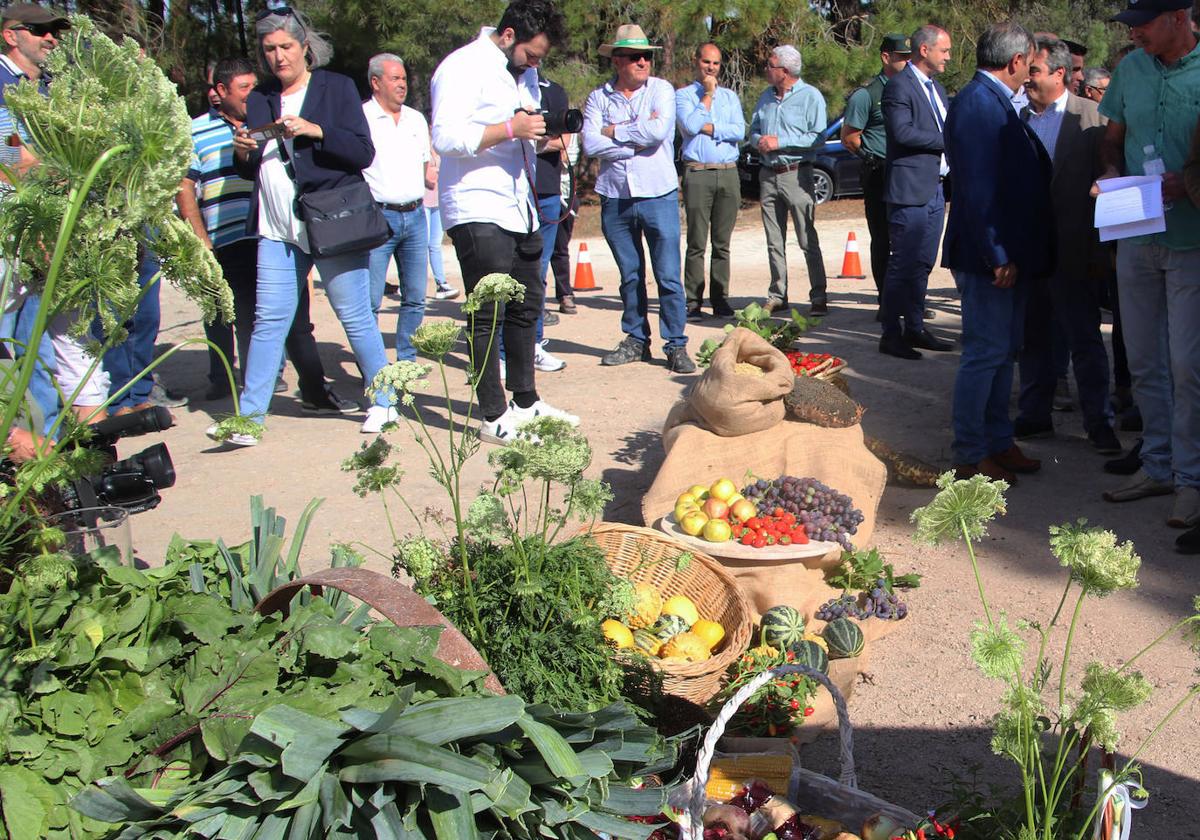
top-left (652, 613), bottom-right (691, 640)
top-left (788, 639), bottom-right (829, 674)
top-left (822, 617), bottom-right (865, 659)
top-left (760, 605), bottom-right (806, 648)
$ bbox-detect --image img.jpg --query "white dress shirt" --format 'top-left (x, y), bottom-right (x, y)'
top-left (1024, 90), bottom-right (1069, 162)
top-left (431, 27), bottom-right (541, 233)
top-left (909, 63), bottom-right (949, 176)
top-left (362, 100), bottom-right (429, 205)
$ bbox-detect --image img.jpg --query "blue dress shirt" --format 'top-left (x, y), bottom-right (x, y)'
top-left (675, 81), bottom-right (745, 164)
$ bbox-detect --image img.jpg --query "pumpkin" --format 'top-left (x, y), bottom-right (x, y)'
top-left (661, 594), bottom-right (700, 627)
top-left (788, 639), bottom-right (829, 674)
top-left (822, 617), bottom-right (865, 659)
top-left (659, 631), bottom-right (711, 662)
top-left (652, 613), bottom-right (691, 640)
top-left (627, 583), bottom-right (662, 629)
top-left (632, 629), bottom-right (663, 657)
top-left (760, 605), bottom-right (806, 648)
top-left (601, 619), bottom-right (634, 649)
top-left (691, 619), bottom-right (726, 651)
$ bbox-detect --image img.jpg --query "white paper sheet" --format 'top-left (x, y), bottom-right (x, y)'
top-left (1094, 175), bottom-right (1166, 242)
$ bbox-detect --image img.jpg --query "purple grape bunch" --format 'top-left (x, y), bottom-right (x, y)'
top-left (862, 578), bottom-right (909, 620)
top-left (741, 476), bottom-right (865, 550)
top-left (814, 593), bottom-right (868, 621)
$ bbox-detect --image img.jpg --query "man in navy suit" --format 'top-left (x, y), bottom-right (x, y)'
top-left (943, 22), bottom-right (1054, 483)
top-left (879, 24), bottom-right (954, 360)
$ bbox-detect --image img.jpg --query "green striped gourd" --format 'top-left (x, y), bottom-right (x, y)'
top-left (821, 617), bottom-right (865, 659)
top-left (788, 639), bottom-right (829, 674)
top-left (633, 629), bottom-right (663, 657)
top-left (652, 613), bottom-right (690, 640)
top-left (760, 605), bottom-right (806, 649)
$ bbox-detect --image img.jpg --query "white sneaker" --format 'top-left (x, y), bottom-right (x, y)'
top-left (434, 287), bottom-right (460, 300)
top-left (361, 406), bottom-right (399, 434)
top-left (205, 423), bottom-right (258, 447)
top-left (524, 399), bottom-right (579, 427)
top-left (534, 340), bottom-right (566, 372)
top-left (479, 404), bottom-right (537, 445)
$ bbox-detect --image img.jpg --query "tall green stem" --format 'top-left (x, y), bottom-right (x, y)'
top-left (1058, 591), bottom-right (1086, 709)
top-left (959, 518), bottom-right (994, 626)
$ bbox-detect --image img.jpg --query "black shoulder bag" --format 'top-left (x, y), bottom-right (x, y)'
top-left (276, 137), bottom-right (390, 258)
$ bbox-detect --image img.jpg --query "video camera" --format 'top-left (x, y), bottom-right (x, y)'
top-left (59, 406), bottom-right (177, 514)
top-left (517, 107), bottom-right (583, 137)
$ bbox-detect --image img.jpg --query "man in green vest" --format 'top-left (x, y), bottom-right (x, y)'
top-left (840, 34), bottom-right (911, 315)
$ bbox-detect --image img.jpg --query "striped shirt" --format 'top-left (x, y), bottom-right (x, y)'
top-left (187, 109), bottom-right (254, 249)
top-left (0, 56), bottom-right (32, 169)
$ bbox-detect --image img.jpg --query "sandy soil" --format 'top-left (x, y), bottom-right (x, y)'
top-left (131, 198), bottom-right (1198, 836)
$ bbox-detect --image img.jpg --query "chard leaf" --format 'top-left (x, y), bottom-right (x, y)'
top-left (0, 765), bottom-right (55, 839)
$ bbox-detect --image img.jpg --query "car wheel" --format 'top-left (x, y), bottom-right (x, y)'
top-left (812, 168), bottom-right (834, 204)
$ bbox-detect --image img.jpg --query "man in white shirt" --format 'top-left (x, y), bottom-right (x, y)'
top-left (1013, 36), bottom-right (1118, 453)
top-left (363, 53), bottom-right (432, 362)
top-left (432, 0), bottom-right (578, 444)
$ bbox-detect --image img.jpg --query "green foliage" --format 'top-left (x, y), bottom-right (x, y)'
top-left (827, 546), bottom-right (922, 594)
top-left (697, 302), bottom-right (813, 367)
top-left (719, 646), bottom-right (817, 737)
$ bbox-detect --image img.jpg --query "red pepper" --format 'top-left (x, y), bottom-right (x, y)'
top-left (803, 706), bottom-right (814, 716)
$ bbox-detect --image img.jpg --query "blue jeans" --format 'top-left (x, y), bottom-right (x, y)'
top-left (1, 292), bottom-right (60, 435)
top-left (368, 206), bottom-right (428, 361)
top-left (951, 271), bottom-right (1029, 464)
top-left (425, 205), bottom-right (448, 290)
top-left (240, 239), bottom-right (390, 422)
top-left (1115, 242), bottom-right (1200, 486)
top-left (599, 192), bottom-right (687, 351)
top-left (882, 185), bottom-right (944, 339)
top-left (103, 252), bottom-right (161, 410)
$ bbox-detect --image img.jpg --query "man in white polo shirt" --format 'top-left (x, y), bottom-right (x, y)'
top-left (363, 53), bottom-right (432, 362)
top-left (431, 0), bottom-right (578, 444)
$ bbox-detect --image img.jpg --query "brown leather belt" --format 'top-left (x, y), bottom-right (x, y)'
top-left (378, 200), bottom-right (421, 213)
top-left (770, 162), bottom-right (812, 174)
top-left (685, 162), bottom-right (738, 170)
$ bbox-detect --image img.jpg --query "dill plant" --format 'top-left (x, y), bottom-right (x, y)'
top-left (912, 473), bottom-right (1200, 840)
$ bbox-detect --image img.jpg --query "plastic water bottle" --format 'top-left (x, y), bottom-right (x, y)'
top-left (1143, 144), bottom-right (1173, 211)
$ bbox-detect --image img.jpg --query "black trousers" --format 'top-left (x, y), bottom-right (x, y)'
top-left (448, 222), bottom-right (544, 420)
top-left (550, 199), bottom-right (578, 301)
top-left (861, 158), bottom-right (889, 300)
top-left (206, 238), bottom-right (326, 402)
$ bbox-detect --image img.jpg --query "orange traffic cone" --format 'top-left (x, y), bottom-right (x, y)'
top-left (837, 231), bottom-right (866, 279)
top-left (573, 242), bottom-right (601, 291)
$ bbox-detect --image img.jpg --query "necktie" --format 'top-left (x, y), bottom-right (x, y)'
top-left (925, 81), bottom-right (944, 130)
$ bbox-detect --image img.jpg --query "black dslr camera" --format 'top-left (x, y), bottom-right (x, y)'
top-left (59, 406), bottom-right (177, 514)
top-left (517, 107), bottom-right (583, 137)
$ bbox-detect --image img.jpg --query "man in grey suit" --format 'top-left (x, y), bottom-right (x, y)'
top-left (1013, 36), bottom-right (1122, 454)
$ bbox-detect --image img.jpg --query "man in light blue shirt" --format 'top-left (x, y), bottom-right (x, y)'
top-left (583, 23), bottom-right (693, 373)
top-left (748, 45), bottom-right (828, 316)
top-left (676, 43), bottom-right (745, 320)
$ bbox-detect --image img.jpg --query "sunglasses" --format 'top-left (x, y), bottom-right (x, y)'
top-left (10, 23), bottom-right (66, 37)
top-left (255, 5), bottom-right (297, 22)
top-left (614, 51), bottom-right (653, 63)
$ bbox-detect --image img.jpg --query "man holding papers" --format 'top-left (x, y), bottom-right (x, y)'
top-left (1095, 0), bottom-right (1200, 537)
top-left (1014, 37), bottom-right (1120, 454)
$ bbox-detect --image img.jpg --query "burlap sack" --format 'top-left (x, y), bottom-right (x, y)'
top-left (642, 418), bottom-right (887, 615)
top-left (669, 328), bottom-right (794, 437)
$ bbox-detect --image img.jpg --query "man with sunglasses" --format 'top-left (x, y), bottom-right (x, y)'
top-left (583, 23), bottom-right (694, 374)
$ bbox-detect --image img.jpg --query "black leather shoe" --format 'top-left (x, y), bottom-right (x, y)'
top-left (686, 306), bottom-right (704, 321)
top-left (712, 299), bottom-right (735, 318)
top-left (1014, 416), bottom-right (1055, 440)
top-left (904, 329), bottom-right (952, 351)
top-left (879, 335), bottom-right (922, 360)
top-left (1088, 425), bottom-right (1122, 455)
top-left (809, 302), bottom-right (829, 316)
top-left (1176, 521), bottom-right (1200, 554)
top-left (1104, 439), bottom-right (1143, 475)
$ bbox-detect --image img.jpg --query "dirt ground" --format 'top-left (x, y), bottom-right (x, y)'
top-left (135, 198), bottom-right (1198, 836)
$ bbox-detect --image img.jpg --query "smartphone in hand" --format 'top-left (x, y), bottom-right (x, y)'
top-left (246, 123), bottom-right (286, 143)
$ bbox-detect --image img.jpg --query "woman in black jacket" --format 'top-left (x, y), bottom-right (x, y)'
top-left (216, 7), bottom-right (395, 445)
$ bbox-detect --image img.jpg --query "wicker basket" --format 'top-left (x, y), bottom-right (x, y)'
top-left (586, 522), bottom-right (754, 704)
top-left (678, 664), bottom-right (920, 839)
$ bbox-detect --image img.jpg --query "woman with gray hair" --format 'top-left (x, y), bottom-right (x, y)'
top-left (219, 6), bottom-right (395, 445)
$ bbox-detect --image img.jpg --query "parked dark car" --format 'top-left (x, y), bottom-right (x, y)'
top-left (738, 115), bottom-right (863, 204)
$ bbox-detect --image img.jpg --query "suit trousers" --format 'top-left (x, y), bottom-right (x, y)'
top-left (860, 159), bottom-right (889, 299)
top-left (682, 167), bottom-right (740, 307)
top-left (881, 183), bottom-right (943, 339)
top-left (448, 222), bottom-right (544, 422)
top-left (951, 271), bottom-right (1028, 465)
top-left (759, 166), bottom-right (827, 305)
top-left (1016, 271), bottom-right (1112, 434)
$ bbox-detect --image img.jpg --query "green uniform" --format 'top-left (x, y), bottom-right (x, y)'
top-left (843, 73), bottom-right (888, 160)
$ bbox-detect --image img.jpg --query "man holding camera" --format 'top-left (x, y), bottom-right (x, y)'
top-left (431, 0), bottom-right (578, 445)
top-left (583, 23), bottom-right (694, 374)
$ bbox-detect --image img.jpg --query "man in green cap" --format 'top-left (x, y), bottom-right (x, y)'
top-left (841, 33), bottom-right (911, 312)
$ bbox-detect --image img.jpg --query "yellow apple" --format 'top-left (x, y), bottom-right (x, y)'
top-left (688, 484), bottom-right (709, 501)
top-left (730, 499), bottom-right (757, 523)
top-left (702, 518), bottom-right (732, 542)
top-left (702, 497), bottom-right (729, 520)
top-left (727, 492), bottom-right (745, 505)
top-left (680, 510), bottom-right (709, 536)
top-left (676, 492), bottom-right (699, 508)
top-left (709, 478), bottom-right (738, 502)
top-left (674, 502), bottom-right (700, 522)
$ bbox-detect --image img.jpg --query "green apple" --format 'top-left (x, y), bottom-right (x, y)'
top-left (709, 477), bottom-right (738, 502)
top-left (680, 510), bottom-right (709, 536)
top-left (702, 518), bottom-right (732, 542)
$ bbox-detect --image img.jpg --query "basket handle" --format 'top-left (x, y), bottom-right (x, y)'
top-left (686, 664), bottom-right (856, 840)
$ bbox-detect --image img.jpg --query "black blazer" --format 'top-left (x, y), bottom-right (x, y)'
top-left (235, 68), bottom-right (375, 236)
top-left (881, 64), bottom-right (949, 207)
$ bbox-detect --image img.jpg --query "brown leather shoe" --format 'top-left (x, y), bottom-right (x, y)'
top-left (954, 458), bottom-right (1018, 484)
top-left (991, 443), bottom-right (1041, 474)
top-left (113, 402), bottom-right (155, 417)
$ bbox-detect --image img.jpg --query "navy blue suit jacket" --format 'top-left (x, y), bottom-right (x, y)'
top-left (235, 69), bottom-right (375, 236)
top-left (881, 64), bottom-right (948, 206)
top-left (941, 72), bottom-right (1053, 278)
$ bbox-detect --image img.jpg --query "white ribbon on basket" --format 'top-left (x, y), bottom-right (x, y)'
top-left (685, 665), bottom-right (856, 840)
top-left (1092, 769), bottom-right (1147, 840)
